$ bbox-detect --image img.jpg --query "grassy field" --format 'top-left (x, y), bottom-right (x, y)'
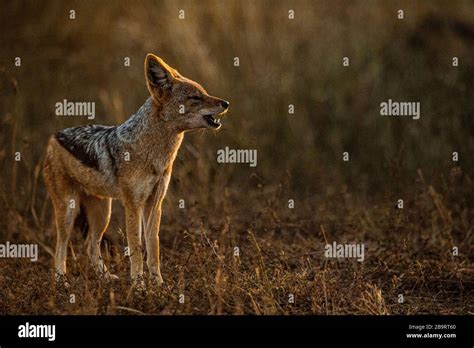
top-left (0, 0), bottom-right (473, 314)
top-left (0, 167), bottom-right (472, 314)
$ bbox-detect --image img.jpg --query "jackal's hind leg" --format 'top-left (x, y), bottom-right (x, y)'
top-left (83, 195), bottom-right (115, 279)
top-left (43, 138), bottom-right (80, 284)
top-left (52, 193), bottom-right (80, 278)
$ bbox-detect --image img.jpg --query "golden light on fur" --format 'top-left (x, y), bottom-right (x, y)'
top-left (43, 54), bottom-right (229, 288)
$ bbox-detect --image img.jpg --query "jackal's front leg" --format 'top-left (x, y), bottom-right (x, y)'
top-left (144, 174), bottom-right (170, 287)
top-left (144, 203), bottom-right (163, 286)
top-left (124, 205), bottom-right (144, 282)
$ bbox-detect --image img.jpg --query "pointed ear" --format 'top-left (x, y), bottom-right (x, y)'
top-left (145, 54), bottom-right (175, 97)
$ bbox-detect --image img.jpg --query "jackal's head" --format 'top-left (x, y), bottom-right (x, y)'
top-left (145, 54), bottom-right (229, 131)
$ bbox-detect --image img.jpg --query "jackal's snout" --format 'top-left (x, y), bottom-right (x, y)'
top-left (220, 100), bottom-right (230, 109)
top-left (202, 96), bottom-right (229, 129)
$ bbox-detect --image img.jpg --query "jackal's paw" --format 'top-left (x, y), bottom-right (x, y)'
top-left (150, 274), bottom-right (164, 288)
top-left (131, 274), bottom-right (146, 292)
top-left (127, 275), bottom-right (147, 300)
top-left (54, 273), bottom-right (70, 291)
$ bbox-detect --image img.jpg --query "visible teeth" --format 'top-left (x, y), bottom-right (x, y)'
top-left (217, 119), bottom-right (221, 123)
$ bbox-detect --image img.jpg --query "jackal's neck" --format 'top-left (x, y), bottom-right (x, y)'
top-left (116, 97), bottom-right (184, 166)
top-left (117, 97), bottom-right (179, 138)
top-left (117, 98), bottom-right (156, 140)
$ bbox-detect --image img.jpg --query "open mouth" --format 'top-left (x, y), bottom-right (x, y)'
top-left (203, 114), bottom-right (222, 129)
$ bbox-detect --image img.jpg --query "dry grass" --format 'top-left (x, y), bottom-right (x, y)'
top-left (0, 0), bottom-right (473, 314)
top-left (0, 167), bottom-right (472, 314)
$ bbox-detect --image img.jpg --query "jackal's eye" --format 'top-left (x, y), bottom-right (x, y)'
top-left (188, 95), bottom-right (202, 101)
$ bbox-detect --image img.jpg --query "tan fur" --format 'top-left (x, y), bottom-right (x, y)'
top-left (43, 54), bottom-right (229, 287)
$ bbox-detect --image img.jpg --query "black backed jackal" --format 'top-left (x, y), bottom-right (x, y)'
top-left (43, 54), bottom-right (229, 287)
